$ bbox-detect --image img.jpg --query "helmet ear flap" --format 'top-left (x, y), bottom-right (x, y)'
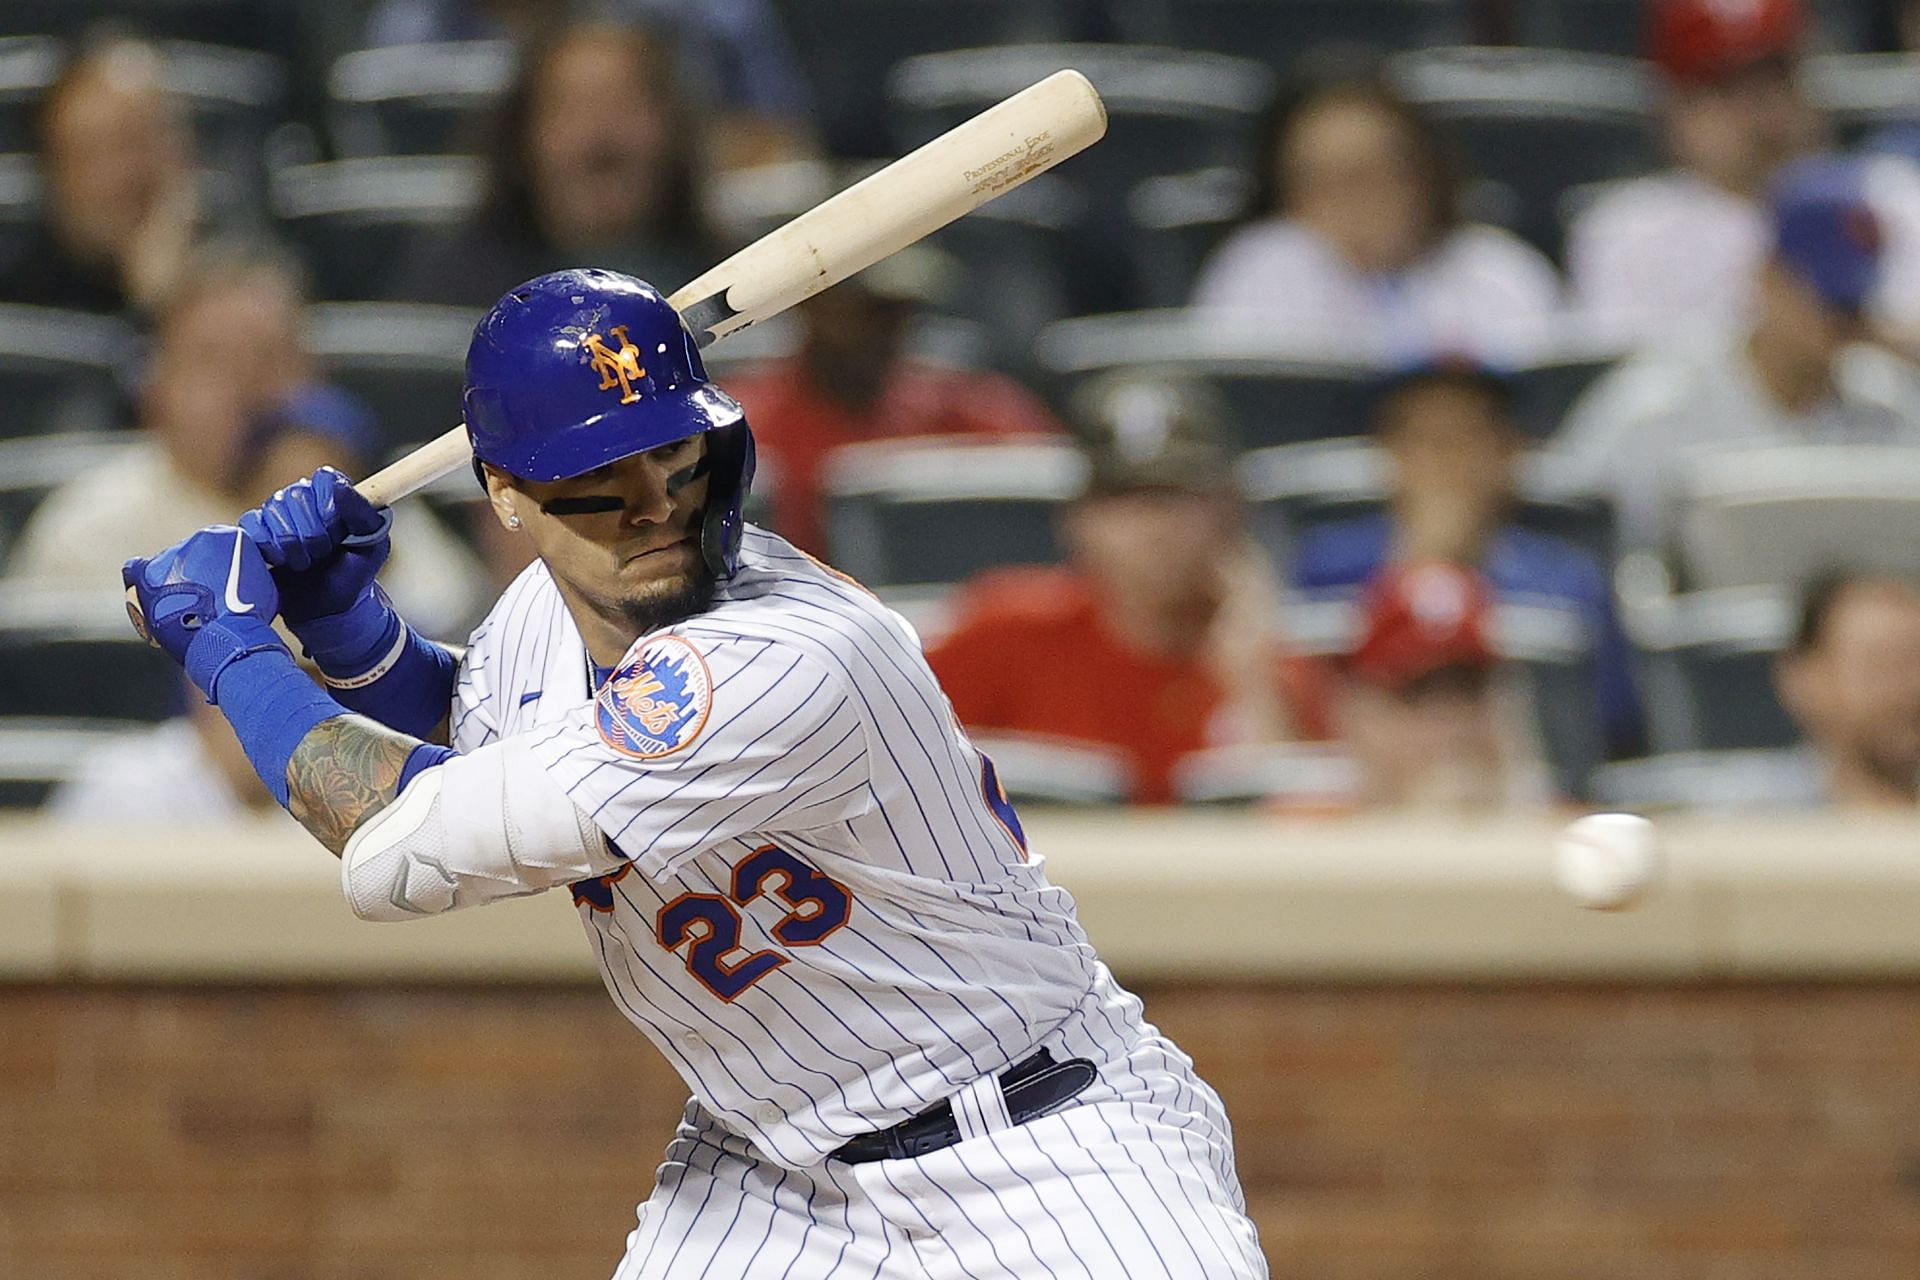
top-left (699, 421), bottom-right (756, 579)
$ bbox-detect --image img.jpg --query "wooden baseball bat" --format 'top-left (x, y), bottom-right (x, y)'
top-left (354, 68), bottom-right (1107, 510)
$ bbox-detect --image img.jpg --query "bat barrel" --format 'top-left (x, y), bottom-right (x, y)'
top-left (670, 69), bottom-right (1107, 347)
top-left (351, 69), bottom-right (1108, 511)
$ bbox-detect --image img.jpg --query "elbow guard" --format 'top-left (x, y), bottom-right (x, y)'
top-left (340, 735), bottom-right (610, 921)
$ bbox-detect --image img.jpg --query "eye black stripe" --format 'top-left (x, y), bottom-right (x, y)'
top-left (666, 456), bottom-right (711, 493)
top-left (540, 495), bottom-right (625, 515)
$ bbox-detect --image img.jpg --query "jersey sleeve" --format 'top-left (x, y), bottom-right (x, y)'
top-left (449, 623), bottom-right (501, 753)
top-left (524, 629), bottom-right (874, 879)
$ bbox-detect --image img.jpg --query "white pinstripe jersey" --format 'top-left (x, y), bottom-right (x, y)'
top-left (452, 526), bottom-right (1106, 1169)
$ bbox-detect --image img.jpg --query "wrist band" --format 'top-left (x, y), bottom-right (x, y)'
top-left (184, 616), bottom-right (289, 704)
top-left (327, 622), bottom-right (458, 740)
top-left (298, 585), bottom-right (400, 676)
top-left (295, 588), bottom-right (455, 740)
top-left (322, 621), bottom-right (413, 690)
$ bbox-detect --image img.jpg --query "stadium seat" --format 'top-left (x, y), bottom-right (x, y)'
top-left (0, 718), bottom-right (154, 809)
top-left (0, 0), bottom-right (300, 54)
top-left (1386, 47), bottom-right (1659, 262)
top-left (0, 38), bottom-right (286, 192)
top-left (0, 307), bottom-right (134, 439)
top-left (270, 157), bottom-right (482, 301)
top-left (1035, 310), bottom-right (1378, 447)
top-left (928, 175), bottom-right (1079, 374)
top-left (1509, 0), bottom-right (1645, 57)
top-left (1109, 0), bottom-right (1466, 67)
top-left (891, 45), bottom-right (1274, 183)
top-left (1207, 363), bottom-right (1379, 450)
top-left (1807, 0), bottom-right (1882, 53)
top-left (697, 309), bottom-right (994, 387)
top-left (1621, 583), bottom-right (1800, 754)
top-left (1588, 748), bottom-right (1818, 812)
top-left (1125, 166), bottom-right (1253, 309)
top-left (0, 151), bottom-right (40, 272)
top-left (326, 41), bottom-right (516, 158)
top-left (678, 158), bottom-right (1049, 370)
top-left (1512, 448), bottom-right (1619, 559)
top-left (0, 584), bottom-right (183, 724)
top-left (305, 303), bottom-right (475, 454)
top-left (1674, 445), bottom-right (1920, 592)
top-left (819, 437), bottom-right (1084, 588)
top-left (1237, 440), bottom-right (1388, 562)
top-left (1507, 348), bottom-right (1624, 439)
top-left (0, 35), bottom-right (57, 154)
top-left (1171, 742), bottom-right (1362, 807)
top-left (772, 0), bottom-right (1068, 158)
top-left (1236, 439), bottom-right (1616, 564)
top-left (1803, 53), bottom-right (1920, 146)
top-left (890, 45), bottom-right (1274, 311)
top-left (1525, 1), bottom-right (1876, 58)
top-left (0, 38), bottom-right (282, 223)
top-left (157, 41), bottom-right (291, 209)
top-left (0, 433), bottom-right (131, 564)
top-left (965, 732), bottom-right (1133, 805)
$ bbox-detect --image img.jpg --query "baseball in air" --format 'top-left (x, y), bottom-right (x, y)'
top-left (1553, 813), bottom-right (1661, 911)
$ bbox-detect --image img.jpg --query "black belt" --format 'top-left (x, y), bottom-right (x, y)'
top-left (831, 1048), bottom-right (1097, 1165)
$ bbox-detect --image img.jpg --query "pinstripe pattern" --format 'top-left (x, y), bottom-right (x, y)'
top-left (606, 967), bottom-right (1264, 1279)
top-left (454, 531), bottom-right (1262, 1278)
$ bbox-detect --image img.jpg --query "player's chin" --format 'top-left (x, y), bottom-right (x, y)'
top-left (618, 536), bottom-right (699, 581)
top-left (615, 548), bottom-right (715, 634)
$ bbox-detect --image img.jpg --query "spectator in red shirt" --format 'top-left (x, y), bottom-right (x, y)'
top-left (725, 248), bottom-right (1063, 556)
top-left (925, 371), bottom-right (1328, 805)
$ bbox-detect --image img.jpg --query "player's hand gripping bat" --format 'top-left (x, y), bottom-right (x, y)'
top-left (352, 69), bottom-right (1108, 510)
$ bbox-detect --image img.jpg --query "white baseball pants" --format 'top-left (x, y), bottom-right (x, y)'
top-left (609, 980), bottom-right (1268, 1280)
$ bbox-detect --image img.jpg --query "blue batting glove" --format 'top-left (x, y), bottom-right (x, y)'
top-left (123, 526), bottom-right (287, 701)
top-left (238, 466), bottom-right (392, 626)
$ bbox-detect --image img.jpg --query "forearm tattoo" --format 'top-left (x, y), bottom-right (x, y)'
top-left (286, 715), bottom-right (421, 856)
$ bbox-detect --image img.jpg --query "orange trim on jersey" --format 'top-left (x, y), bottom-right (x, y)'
top-left (655, 890), bottom-right (788, 1004)
top-left (731, 843), bottom-right (854, 949)
top-left (797, 549), bottom-right (878, 599)
top-left (570, 861), bottom-right (634, 912)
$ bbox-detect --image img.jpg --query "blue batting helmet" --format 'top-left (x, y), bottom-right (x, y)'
top-left (463, 268), bottom-right (756, 577)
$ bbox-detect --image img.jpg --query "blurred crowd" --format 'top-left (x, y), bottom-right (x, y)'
top-left (4, 0), bottom-right (1920, 820)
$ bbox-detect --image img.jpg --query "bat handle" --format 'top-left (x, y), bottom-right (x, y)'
top-left (353, 423), bottom-right (472, 510)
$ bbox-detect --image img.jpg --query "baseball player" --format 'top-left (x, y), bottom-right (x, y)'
top-left (122, 269), bottom-right (1266, 1279)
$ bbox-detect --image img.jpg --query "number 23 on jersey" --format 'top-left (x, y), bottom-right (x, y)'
top-left (572, 844), bottom-right (854, 1002)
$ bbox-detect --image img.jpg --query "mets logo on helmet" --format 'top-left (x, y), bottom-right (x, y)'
top-left (584, 325), bottom-right (648, 404)
top-left (597, 634), bottom-right (713, 759)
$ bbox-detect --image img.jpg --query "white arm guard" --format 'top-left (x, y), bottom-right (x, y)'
top-left (341, 735), bottom-right (614, 922)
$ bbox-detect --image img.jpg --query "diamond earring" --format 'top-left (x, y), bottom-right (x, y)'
top-left (506, 514), bottom-right (522, 530)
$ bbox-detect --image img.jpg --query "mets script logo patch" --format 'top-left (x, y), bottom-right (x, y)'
top-left (597, 634), bottom-right (713, 759)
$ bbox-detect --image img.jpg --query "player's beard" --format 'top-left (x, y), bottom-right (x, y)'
top-left (617, 561), bottom-right (717, 637)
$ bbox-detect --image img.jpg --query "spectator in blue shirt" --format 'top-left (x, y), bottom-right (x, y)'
top-left (1292, 362), bottom-right (1642, 754)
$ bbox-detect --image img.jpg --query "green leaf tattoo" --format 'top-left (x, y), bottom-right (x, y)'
top-left (286, 715), bottom-right (420, 856)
